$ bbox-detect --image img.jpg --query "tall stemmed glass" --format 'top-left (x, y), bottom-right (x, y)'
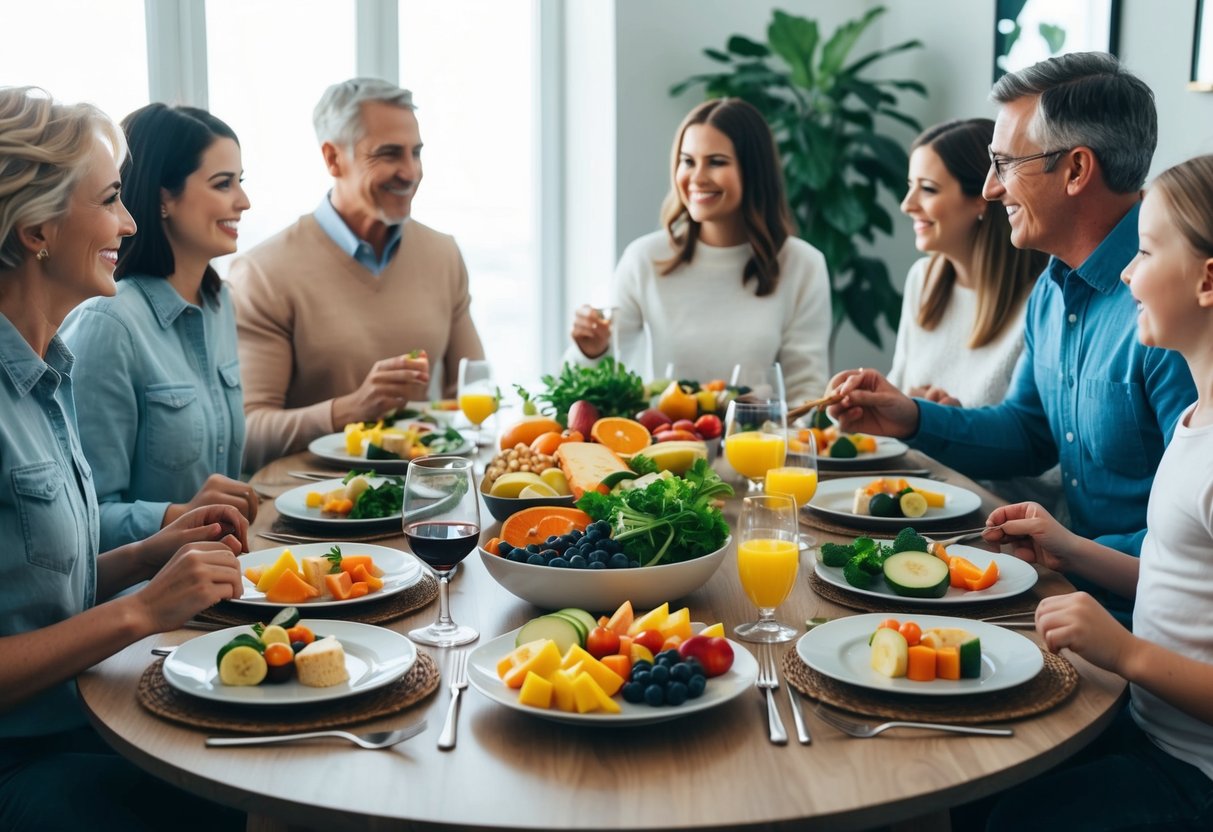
top-left (457, 358), bottom-right (498, 448)
top-left (729, 361), bottom-right (786, 405)
top-left (723, 399), bottom-right (788, 492)
top-left (766, 427), bottom-right (819, 549)
top-left (735, 494), bottom-right (800, 643)
top-left (404, 456), bottom-right (480, 647)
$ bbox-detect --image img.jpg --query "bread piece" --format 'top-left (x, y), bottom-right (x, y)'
top-left (554, 442), bottom-right (628, 498)
top-left (294, 636), bottom-right (349, 687)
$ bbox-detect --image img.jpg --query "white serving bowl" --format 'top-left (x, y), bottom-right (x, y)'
top-left (478, 536), bottom-right (730, 613)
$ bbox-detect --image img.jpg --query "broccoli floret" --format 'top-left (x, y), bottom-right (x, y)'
top-left (842, 557), bottom-right (874, 589)
top-left (820, 542), bottom-right (854, 567)
top-left (854, 548), bottom-right (885, 576)
top-left (852, 536), bottom-right (877, 557)
top-left (892, 527), bottom-right (929, 554)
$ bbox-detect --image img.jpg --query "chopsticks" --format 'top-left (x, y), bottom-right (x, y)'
top-left (786, 393), bottom-right (843, 425)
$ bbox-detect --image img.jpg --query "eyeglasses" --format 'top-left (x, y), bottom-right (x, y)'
top-left (987, 146), bottom-right (1072, 183)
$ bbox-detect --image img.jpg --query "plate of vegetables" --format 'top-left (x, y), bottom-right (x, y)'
top-left (234, 542), bottom-right (423, 608)
top-left (308, 420), bottom-right (471, 474)
top-left (275, 473), bottom-right (403, 530)
top-left (807, 476), bottom-right (982, 528)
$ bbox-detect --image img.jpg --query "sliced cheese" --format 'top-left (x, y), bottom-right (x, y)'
top-left (554, 442), bottom-right (629, 498)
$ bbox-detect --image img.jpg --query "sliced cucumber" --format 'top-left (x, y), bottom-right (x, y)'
top-left (553, 607), bottom-right (598, 634)
top-left (514, 615), bottom-right (583, 653)
top-left (882, 551), bottom-right (950, 598)
top-left (869, 628), bottom-right (908, 677)
top-left (547, 611), bottom-right (589, 645)
top-left (269, 607), bottom-right (301, 629)
top-left (600, 470), bottom-right (639, 490)
top-left (366, 443), bottom-right (402, 460)
top-left (959, 636), bottom-right (982, 679)
top-left (868, 493), bottom-right (900, 518)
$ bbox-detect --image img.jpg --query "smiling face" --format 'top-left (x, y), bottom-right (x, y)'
top-left (675, 123), bottom-right (744, 243)
top-left (329, 101), bottom-right (422, 229)
top-left (162, 137), bottom-right (249, 262)
top-left (901, 145), bottom-right (986, 261)
top-left (1121, 189), bottom-right (1209, 352)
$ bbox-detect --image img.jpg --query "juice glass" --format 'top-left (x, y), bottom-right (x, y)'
top-left (766, 427), bottom-right (819, 548)
top-left (723, 399), bottom-right (787, 491)
top-left (735, 494), bottom-right (800, 643)
top-left (457, 358), bottom-right (497, 447)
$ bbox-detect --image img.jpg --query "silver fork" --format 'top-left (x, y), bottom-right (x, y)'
top-left (756, 647), bottom-right (788, 745)
top-left (923, 526), bottom-right (998, 549)
top-left (813, 705), bottom-right (1013, 738)
top-left (437, 651), bottom-right (469, 751)
top-left (206, 722), bottom-right (427, 750)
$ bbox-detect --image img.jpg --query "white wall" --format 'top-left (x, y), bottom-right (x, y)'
top-left (583, 0), bottom-right (1213, 378)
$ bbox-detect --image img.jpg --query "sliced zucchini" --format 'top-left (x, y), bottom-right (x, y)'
top-left (366, 443), bottom-right (402, 460)
top-left (868, 493), bottom-right (901, 518)
top-left (882, 551), bottom-right (950, 598)
top-left (269, 606), bottom-right (301, 629)
top-left (553, 607), bottom-right (598, 634)
top-left (869, 627), bottom-right (909, 677)
top-left (959, 636), bottom-right (982, 679)
top-left (547, 611), bottom-right (589, 645)
top-left (514, 615), bottom-right (583, 653)
top-left (600, 470), bottom-right (639, 490)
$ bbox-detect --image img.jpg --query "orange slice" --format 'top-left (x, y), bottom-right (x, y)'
top-left (590, 417), bottom-right (652, 455)
top-left (500, 506), bottom-right (593, 548)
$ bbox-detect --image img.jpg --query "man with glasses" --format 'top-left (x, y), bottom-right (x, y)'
top-left (826, 53), bottom-right (1194, 600)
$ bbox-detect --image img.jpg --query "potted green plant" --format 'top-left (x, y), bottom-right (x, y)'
top-left (671, 6), bottom-right (925, 349)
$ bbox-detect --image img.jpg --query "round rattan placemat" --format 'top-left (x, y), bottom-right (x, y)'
top-left (138, 651), bottom-right (440, 733)
top-left (808, 572), bottom-right (1038, 618)
top-left (193, 573), bottom-right (437, 627)
top-left (799, 510), bottom-right (986, 539)
top-left (781, 646), bottom-right (1078, 723)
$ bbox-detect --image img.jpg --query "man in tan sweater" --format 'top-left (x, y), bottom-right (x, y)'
top-left (227, 78), bottom-right (484, 471)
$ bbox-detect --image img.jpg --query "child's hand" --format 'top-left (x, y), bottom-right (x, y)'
top-left (141, 504), bottom-right (248, 574)
top-left (135, 542), bottom-right (244, 632)
top-left (983, 501), bottom-right (1076, 572)
top-left (1036, 591), bottom-right (1134, 675)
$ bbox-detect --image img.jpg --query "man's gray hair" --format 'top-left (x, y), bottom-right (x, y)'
top-left (991, 52), bottom-right (1156, 193)
top-left (313, 78), bottom-right (415, 150)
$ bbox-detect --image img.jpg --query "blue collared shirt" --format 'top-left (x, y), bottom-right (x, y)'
top-left (61, 277), bottom-right (245, 550)
top-left (0, 315), bottom-right (99, 738)
top-left (912, 204), bottom-right (1196, 556)
top-left (313, 194), bottom-right (403, 275)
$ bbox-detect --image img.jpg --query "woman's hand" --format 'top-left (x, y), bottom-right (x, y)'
top-left (163, 473), bottom-right (259, 527)
top-left (983, 501), bottom-right (1077, 572)
top-left (1035, 592), bottom-right (1134, 675)
top-left (825, 368), bottom-right (920, 438)
top-left (908, 385), bottom-right (962, 407)
top-left (332, 350), bottom-right (431, 425)
top-left (140, 503), bottom-right (248, 577)
top-left (134, 542), bottom-right (244, 632)
top-left (571, 305), bottom-right (611, 359)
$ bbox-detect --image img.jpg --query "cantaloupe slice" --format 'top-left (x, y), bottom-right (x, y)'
top-left (351, 564), bottom-right (383, 591)
top-left (265, 568), bottom-right (321, 604)
top-left (255, 550), bottom-right (300, 593)
top-left (325, 570), bottom-right (353, 601)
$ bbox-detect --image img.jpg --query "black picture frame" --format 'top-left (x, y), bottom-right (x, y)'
top-left (1192, 0), bottom-right (1213, 90)
top-left (994, 0), bottom-right (1121, 83)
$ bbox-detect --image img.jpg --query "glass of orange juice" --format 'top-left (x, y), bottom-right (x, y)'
top-left (723, 399), bottom-right (787, 491)
top-left (765, 428), bottom-right (819, 548)
top-left (735, 494), bottom-right (800, 643)
top-left (457, 358), bottom-right (498, 447)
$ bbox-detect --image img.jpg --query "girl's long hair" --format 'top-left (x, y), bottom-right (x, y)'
top-left (1151, 154), bottom-right (1213, 260)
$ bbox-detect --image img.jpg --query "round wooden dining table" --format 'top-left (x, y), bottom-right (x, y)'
top-left (77, 449), bottom-right (1126, 832)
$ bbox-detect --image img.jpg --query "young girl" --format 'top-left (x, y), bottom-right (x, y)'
top-left (982, 155), bottom-right (1213, 831)
top-left (567, 98), bottom-right (831, 403)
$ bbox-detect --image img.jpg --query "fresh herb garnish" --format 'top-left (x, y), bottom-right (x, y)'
top-left (324, 545), bottom-right (344, 574)
top-left (519, 358), bottom-right (647, 426)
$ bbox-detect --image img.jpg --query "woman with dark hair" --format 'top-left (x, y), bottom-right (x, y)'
top-left (61, 103), bottom-right (257, 550)
top-left (889, 118), bottom-right (1047, 407)
top-left (568, 98), bottom-right (831, 402)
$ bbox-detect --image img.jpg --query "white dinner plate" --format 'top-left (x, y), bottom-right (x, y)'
top-left (275, 477), bottom-right (402, 531)
top-left (307, 421), bottom-right (472, 474)
top-left (233, 542), bottom-right (423, 609)
top-left (815, 436), bottom-right (909, 468)
top-left (467, 627), bottom-right (758, 725)
top-left (806, 476), bottom-right (982, 528)
top-left (814, 545), bottom-right (1038, 605)
top-left (796, 613), bottom-right (1043, 696)
top-left (162, 620), bottom-right (417, 705)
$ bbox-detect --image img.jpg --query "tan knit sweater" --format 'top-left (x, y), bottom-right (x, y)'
top-left (226, 214), bottom-right (484, 470)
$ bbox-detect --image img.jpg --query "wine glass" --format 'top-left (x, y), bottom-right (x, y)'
top-left (765, 427), bottom-right (819, 550)
top-left (403, 456), bottom-right (480, 647)
top-left (457, 358), bottom-right (498, 447)
top-left (723, 399), bottom-right (787, 492)
top-left (729, 361), bottom-right (786, 405)
top-left (735, 494), bottom-right (800, 643)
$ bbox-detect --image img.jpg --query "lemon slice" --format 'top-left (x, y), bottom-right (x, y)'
top-left (518, 482), bottom-right (559, 499)
top-left (488, 471), bottom-right (544, 497)
top-left (539, 467), bottom-right (572, 496)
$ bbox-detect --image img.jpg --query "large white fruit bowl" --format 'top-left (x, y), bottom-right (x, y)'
top-left (478, 536), bottom-right (731, 613)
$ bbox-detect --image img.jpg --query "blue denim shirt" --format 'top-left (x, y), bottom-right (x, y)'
top-left (0, 315), bottom-right (99, 738)
top-left (912, 204), bottom-right (1196, 556)
top-left (313, 193), bottom-right (403, 275)
top-left (60, 277), bottom-right (244, 550)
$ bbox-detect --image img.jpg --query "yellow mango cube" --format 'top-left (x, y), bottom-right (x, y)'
top-left (344, 427), bottom-right (364, 456)
top-left (659, 607), bottom-right (692, 641)
top-left (497, 639), bottom-right (548, 678)
top-left (571, 671), bottom-right (620, 714)
top-left (502, 640), bottom-right (562, 689)
top-left (627, 602), bottom-right (670, 636)
top-left (550, 669), bottom-right (577, 712)
top-left (560, 645), bottom-right (623, 696)
top-left (518, 672), bottom-right (554, 709)
top-left (254, 549), bottom-right (300, 593)
top-left (305, 492), bottom-right (323, 508)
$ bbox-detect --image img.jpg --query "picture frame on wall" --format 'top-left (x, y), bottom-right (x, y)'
top-left (994, 0), bottom-right (1121, 82)
top-left (1192, 0), bottom-right (1213, 91)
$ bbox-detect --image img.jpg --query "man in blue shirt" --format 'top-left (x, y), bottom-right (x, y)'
top-left (827, 54), bottom-right (1195, 585)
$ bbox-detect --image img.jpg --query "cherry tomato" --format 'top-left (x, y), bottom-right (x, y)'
top-left (285, 625), bottom-right (315, 646)
top-left (878, 618), bottom-right (901, 632)
top-left (633, 629), bottom-right (666, 654)
top-left (677, 635), bottom-right (735, 678)
top-left (264, 642), bottom-right (294, 667)
top-left (586, 626), bottom-right (621, 659)
top-left (898, 621), bottom-right (922, 647)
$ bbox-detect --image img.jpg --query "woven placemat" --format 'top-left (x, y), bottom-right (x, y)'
top-left (193, 572), bottom-right (438, 627)
top-left (799, 510), bottom-right (986, 539)
top-left (269, 517), bottom-right (401, 542)
top-left (782, 646), bottom-right (1078, 724)
top-left (138, 651), bottom-right (440, 733)
top-left (808, 572), bottom-right (1038, 618)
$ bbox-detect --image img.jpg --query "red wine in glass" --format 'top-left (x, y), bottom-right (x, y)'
top-left (404, 521), bottom-right (480, 571)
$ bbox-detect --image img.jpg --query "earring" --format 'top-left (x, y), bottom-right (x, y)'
top-left (160, 206), bottom-right (168, 219)
top-left (977, 214), bottom-right (985, 222)
top-left (35, 248), bottom-right (49, 262)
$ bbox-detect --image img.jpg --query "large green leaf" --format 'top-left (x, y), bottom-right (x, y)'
top-left (704, 48), bottom-right (733, 64)
top-left (819, 6), bottom-right (884, 81)
top-left (877, 107), bottom-right (922, 132)
top-left (843, 39), bottom-right (924, 77)
top-left (727, 35), bottom-right (770, 58)
top-left (820, 185), bottom-right (868, 236)
top-left (767, 11), bottom-right (819, 89)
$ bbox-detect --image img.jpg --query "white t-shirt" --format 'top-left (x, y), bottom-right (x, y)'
top-left (1131, 401), bottom-right (1213, 780)
top-left (565, 230), bottom-right (832, 403)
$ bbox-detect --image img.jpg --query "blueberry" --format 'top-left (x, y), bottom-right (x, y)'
top-left (568, 529), bottom-right (583, 541)
top-left (666, 681), bottom-right (689, 706)
top-left (600, 539), bottom-right (619, 554)
top-left (643, 684), bottom-right (665, 707)
top-left (589, 561), bottom-right (605, 569)
top-left (526, 543), bottom-right (541, 554)
top-left (290, 640), bottom-right (307, 654)
top-left (687, 675), bottom-right (707, 698)
top-left (540, 548), bottom-right (558, 560)
top-left (631, 659), bottom-right (653, 672)
top-left (659, 649), bottom-right (681, 664)
top-left (568, 555), bottom-right (587, 569)
top-left (631, 669), bottom-right (650, 687)
top-left (621, 682), bottom-right (645, 703)
top-left (670, 663), bottom-right (692, 683)
top-left (497, 542), bottom-right (514, 556)
top-left (546, 535), bottom-right (561, 545)
top-left (526, 553), bottom-right (545, 565)
top-left (548, 557), bottom-right (569, 568)
top-left (508, 550), bottom-right (527, 562)
top-left (584, 529), bottom-right (601, 543)
top-left (590, 549), bottom-right (609, 563)
top-left (684, 657), bottom-right (705, 677)
top-left (649, 665), bottom-right (670, 685)
top-left (628, 559), bottom-right (640, 569)
top-left (608, 553), bottom-right (630, 569)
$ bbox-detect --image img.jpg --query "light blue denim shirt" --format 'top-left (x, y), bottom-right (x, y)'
top-left (0, 315), bottom-right (99, 738)
top-left (912, 204), bottom-right (1196, 557)
top-left (60, 276), bottom-right (244, 550)
top-left (313, 193), bottom-right (403, 275)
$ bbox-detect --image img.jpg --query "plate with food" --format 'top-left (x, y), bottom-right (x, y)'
top-left (274, 474), bottom-right (403, 531)
top-left (807, 476), bottom-right (982, 528)
top-left (234, 542), bottom-right (423, 608)
top-left (790, 423), bottom-right (908, 468)
top-left (308, 420), bottom-right (471, 474)
top-left (815, 534), bottom-right (1038, 604)
top-left (161, 619), bottom-right (417, 705)
top-left (796, 613), bottom-right (1043, 696)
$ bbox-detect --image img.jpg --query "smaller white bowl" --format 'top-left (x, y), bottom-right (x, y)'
top-left (479, 536), bottom-right (731, 613)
